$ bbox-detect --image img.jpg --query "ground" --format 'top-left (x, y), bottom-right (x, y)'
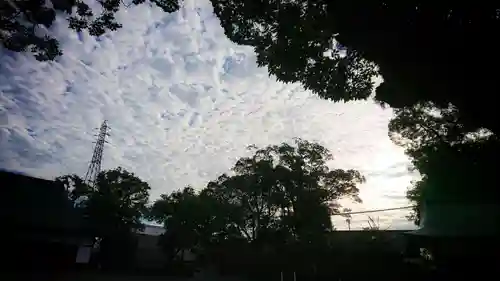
top-left (1, 270), bottom-right (246, 281)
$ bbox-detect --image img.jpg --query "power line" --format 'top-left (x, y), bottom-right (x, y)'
top-left (333, 205), bottom-right (416, 216)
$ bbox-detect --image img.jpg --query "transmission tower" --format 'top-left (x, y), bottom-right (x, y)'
top-left (84, 120), bottom-right (110, 189)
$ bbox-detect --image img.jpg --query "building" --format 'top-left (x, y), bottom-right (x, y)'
top-left (1, 170), bottom-right (93, 271)
top-left (329, 229), bottom-right (408, 252)
top-left (134, 225), bottom-right (169, 270)
top-left (134, 224), bottom-right (196, 271)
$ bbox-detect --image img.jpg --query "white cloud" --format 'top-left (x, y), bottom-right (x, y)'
top-left (0, 0), bottom-right (416, 229)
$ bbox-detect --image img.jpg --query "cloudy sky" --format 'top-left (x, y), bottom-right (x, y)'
top-left (0, 0), bottom-right (418, 230)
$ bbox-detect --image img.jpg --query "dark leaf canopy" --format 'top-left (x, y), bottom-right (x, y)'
top-left (1, 0), bottom-right (181, 60)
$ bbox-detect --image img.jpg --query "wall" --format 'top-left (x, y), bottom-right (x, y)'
top-left (134, 225), bottom-right (196, 271)
top-left (329, 230), bottom-right (409, 253)
top-left (324, 230), bottom-right (412, 281)
top-left (134, 233), bottom-right (168, 270)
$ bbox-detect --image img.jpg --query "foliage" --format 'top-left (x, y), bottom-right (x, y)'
top-left (1, 0), bottom-right (181, 60)
top-left (210, 1), bottom-right (500, 136)
top-left (205, 138), bottom-right (364, 242)
top-left (210, 0), bottom-right (377, 103)
top-left (209, 1), bottom-right (500, 224)
top-left (54, 173), bottom-right (89, 204)
top-left (148, 186), bottom-right (221, 261)
top-left (362, 216), bottom-right (380, 231)
top-left (57, 167), bottom-right (150, 235)
top-left (88, 167), bottom-right (150, 236)
top-left (151, 139), bottom-right (364, 275)
top-left (389, 103), bottom-right (500, 222)
top-left (55, 167), bottom-right (150, 269)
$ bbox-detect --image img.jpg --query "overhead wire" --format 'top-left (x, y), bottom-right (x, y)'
top-left (332, 205), bottom-right (416, 216)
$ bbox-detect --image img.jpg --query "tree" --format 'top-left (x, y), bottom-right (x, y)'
top-left (87, 167), bottom-right (150, 236)
top-left (148, 186), bottom-right (219, 262)
top-left (55, 173), bottom-right (90, 204)
top-left (389, 103), bottom-right (500, 223)
top-left (210, 1), bottom-right (500, 136)
top-left (197, 139), bottom-right (364, 277)
top-left (205, 138), bottom-right (364, 243)
top-left (148, 139), bottom-right (364, 276)
top-left (55, 167), bottom-right (151, 268)
top-left (1, 0), bottom-right (181, 60)
top-left (208, 1), bottom-right (500, 223)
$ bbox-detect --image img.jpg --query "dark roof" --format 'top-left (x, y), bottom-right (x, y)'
top-left (0, 171), bottom-right (86, 233)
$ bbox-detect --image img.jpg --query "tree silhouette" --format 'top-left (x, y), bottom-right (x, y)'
top-left (1, 0), bottom-right (181, 60)
top-left (148, 186), bottom-right (222, 262)
top-left (55, 166), bottom-right (151, 269)
top-left (389, 103), bottom-right (500, 223)
top-left (150, 139), bottom-right (364, 276)
top-left (208, 1), bottom-right (500, 221)
top-left (205, 139), bottom-right (364, 243)
top-left (210, 1), bottom-right (500, 136)
top-left (55, 173), bottom-right (89, 204)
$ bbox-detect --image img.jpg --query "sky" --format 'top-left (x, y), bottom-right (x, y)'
top-left (0, 0), bottom-right (418, 230)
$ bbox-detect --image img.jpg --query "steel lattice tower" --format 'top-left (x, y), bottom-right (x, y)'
top-left (84, 120), bottom-right (109, 189)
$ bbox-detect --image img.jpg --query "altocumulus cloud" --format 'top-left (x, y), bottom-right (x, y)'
top-left (0, 0), bottom-right (417, 229)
